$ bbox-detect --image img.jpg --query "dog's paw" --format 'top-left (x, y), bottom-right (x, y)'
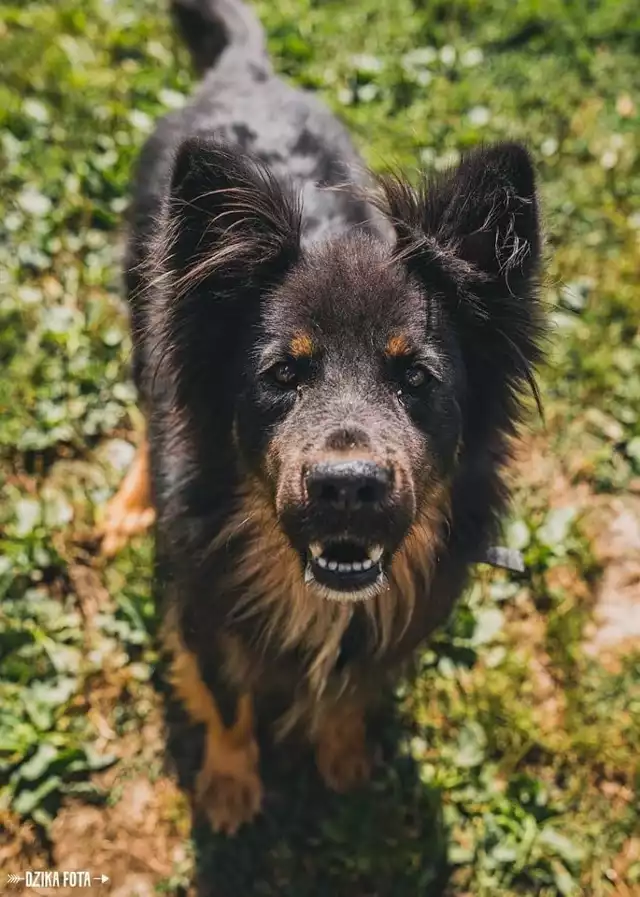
top-left (196, 760), bottom-right (263, 836)
top-left (316, 729), bottom-right (372, 793)
top-left (99, 492), bottom-right (155, 557)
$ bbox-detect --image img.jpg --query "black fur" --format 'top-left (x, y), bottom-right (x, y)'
top-left (128, 0), bottom-right (544, 736)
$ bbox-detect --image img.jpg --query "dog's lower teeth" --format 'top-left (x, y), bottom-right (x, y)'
top-left (311, 547), bottom-right (382, 577)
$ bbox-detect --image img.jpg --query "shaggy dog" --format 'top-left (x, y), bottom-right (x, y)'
top-left (101, 0), bottom-right (545, 834)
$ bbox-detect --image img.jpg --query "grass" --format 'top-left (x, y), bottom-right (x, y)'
top-left (1, 0), bottom-right (639, 895)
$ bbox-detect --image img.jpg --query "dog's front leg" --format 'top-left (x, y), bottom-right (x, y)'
top-left (168, 638), bottom-right (262, 835)
top-left (314, 696), bottom-right (372, 793)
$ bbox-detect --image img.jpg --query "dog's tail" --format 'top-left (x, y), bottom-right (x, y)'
top-left (170, 0), bottom-right (269, 77)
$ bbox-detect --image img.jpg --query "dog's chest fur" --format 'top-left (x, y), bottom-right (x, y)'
top-left (173, 477), bottom-right (450, 736)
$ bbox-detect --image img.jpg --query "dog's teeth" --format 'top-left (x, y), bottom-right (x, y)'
top-left (311, 547), bottom-right (380, 576)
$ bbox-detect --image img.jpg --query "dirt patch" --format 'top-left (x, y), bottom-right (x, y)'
top-left (1, 656), bottom-right (191, 897)
top-left (49, 774), bottom-right (190, 897)
top-left (3, 764), bottom-right (191, 897)
top-left (583, 496), bottom-right (640, 665)
top-left (513, 435), bottom-right (640, 664)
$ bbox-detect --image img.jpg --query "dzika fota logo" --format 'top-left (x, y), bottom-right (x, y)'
top-left (6, 870), bottom-right (110, 888)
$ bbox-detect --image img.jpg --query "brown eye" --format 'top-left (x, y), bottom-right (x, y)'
top-left (271, 360), bottom-right (298, 388)
top-left (404, 364), bottom-right (427, 389)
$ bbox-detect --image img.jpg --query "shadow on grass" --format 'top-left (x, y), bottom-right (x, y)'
top-left (162, 683), bottom-right (450, 897)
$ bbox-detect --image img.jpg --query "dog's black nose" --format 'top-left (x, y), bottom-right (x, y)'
top-left (306, 460), bottom-right (391, 511)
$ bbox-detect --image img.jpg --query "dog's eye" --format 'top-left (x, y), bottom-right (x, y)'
top-left (404, 364), bottom-right (428, 389)
top-left (270, 360), bottom-right (298, 388)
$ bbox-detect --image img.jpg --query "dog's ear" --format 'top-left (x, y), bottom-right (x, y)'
top-left (381, 142), bottom-right (544, 411)
top-left (149, 138), bottom-right (301, 413)
top-left (162, 136), bottom-right (301, 291)
top-left (383, 142), bottom-right (540, 303)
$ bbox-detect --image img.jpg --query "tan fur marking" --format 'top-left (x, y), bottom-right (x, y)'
top-left (99, 435), bottom-right (155, 557)
top-left (211, 480), bottom-right (354, 714)
top-left (386, 482), bottom-right (450, 638)
top-left (289, 332), bottom-right (314, 358)
top-left (315, 700), bottom-right (372, 793)
top-left (385, 333), bottom-right (413, 357)
top-left (163, 620), bottom-right (262, 835)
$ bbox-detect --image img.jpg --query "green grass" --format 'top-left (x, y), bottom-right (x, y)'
top-left (1, 1), bottom-right (639, 895)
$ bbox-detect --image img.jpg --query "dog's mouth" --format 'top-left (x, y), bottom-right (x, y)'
top-left (304, 539), bottom-right (385, 598)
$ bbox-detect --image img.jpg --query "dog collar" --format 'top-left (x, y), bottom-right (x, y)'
top-left (476, 546), bottom-right (525, 573)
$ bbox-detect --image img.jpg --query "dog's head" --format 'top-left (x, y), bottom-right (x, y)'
top-left (154, 139), bottom-right (543, 606)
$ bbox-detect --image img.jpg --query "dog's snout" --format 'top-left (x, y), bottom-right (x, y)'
top-left (306, 460), bottom-right (391, 511)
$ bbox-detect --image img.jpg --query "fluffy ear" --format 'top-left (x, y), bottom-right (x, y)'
top-left (149, 138), bottom-right (301, 407)
top-left (380, 142), bottom-right (545, 412)
top-left (162, 136), bottom-right (301, 293)
top-left (382, 142), bottom-right (540, 302)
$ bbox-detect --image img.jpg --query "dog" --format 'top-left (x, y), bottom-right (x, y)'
top-left (100, 0), bottom-right (545, 834)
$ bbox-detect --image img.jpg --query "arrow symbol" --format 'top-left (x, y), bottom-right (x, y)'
top-left (7, 875), bottom-right (25, 885)
top-left (93, 874), bottom-right (110, 884)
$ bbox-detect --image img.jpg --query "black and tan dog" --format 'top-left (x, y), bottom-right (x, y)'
top-left (100, 0), bottom-right (545, 834)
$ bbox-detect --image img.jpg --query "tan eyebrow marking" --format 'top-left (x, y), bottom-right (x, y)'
top-left (385, 334), bottom-right (413, 357)
top-left (289, 332), bottom-right (314, 358)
